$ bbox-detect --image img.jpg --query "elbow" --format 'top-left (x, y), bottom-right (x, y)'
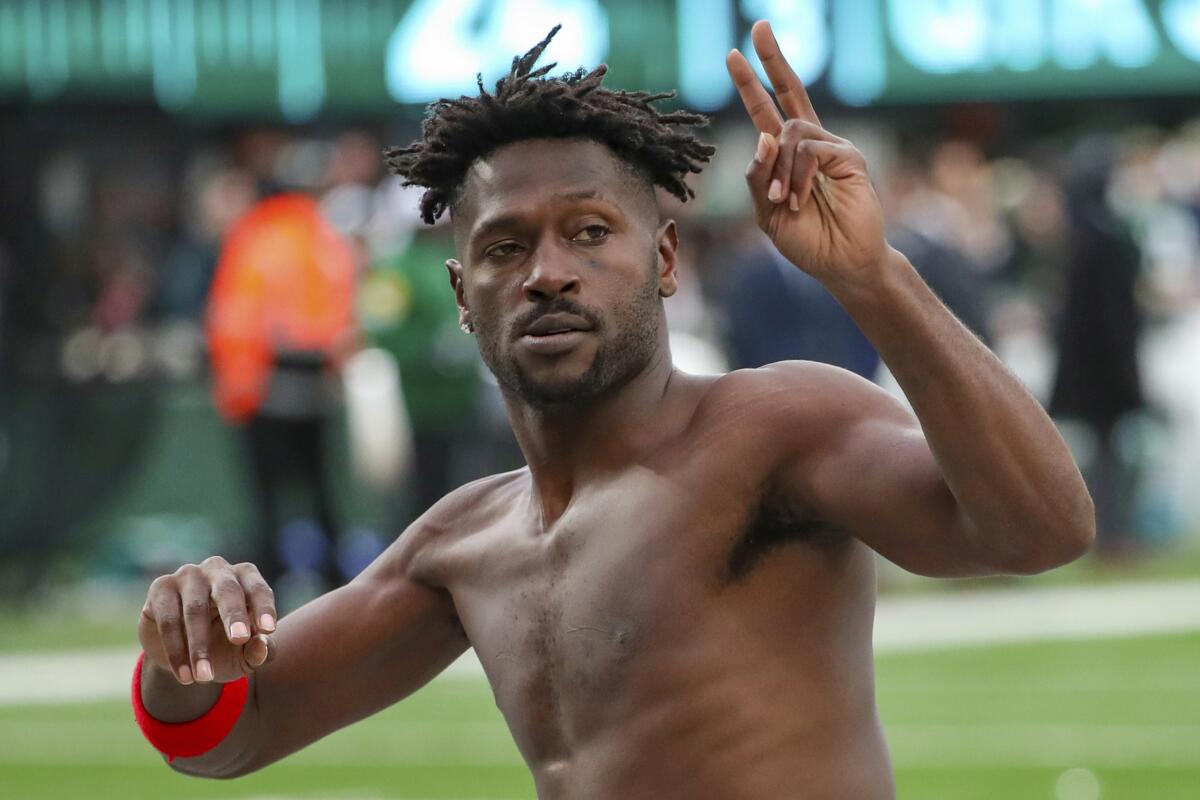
top-left (1005, 531), bottom-right (1092, 575)
top-left (1003, 497), bottom-right (1097, 576)
top-left (1054, 489), bottom-right (1099, 567)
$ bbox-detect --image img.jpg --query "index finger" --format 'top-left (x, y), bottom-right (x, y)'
top-left (750, 19), bottom-right (821, 126)
top-left (725, 48), bottom-right (783, 136)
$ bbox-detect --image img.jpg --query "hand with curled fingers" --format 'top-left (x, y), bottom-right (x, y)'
top-left (726, 20), bottom-right (890, 287)
top-left (139, 556), bottom-right (278, 686)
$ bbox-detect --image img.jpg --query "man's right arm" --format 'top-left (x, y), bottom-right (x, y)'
top-left (137, 516), bottom-right (468, 778)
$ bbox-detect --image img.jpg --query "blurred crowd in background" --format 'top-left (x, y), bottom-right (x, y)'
top-left (2, 97), bottom-right (1199, 605)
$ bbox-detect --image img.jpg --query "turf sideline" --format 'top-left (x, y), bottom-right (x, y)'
top-left (3, 578), bottom-right (1199, 706)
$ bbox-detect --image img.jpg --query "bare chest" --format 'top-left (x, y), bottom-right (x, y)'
top-left (441, 466), bottom-right (849, 764)
top-left (457, 473), bottom-right (704, 719)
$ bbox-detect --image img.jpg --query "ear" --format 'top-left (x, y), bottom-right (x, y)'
top-left (446, 259), bottom-right (473, 333)
top-left (655, 219), bottom-right (679, 298)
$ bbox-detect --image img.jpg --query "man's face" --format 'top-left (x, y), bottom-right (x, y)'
top-left (448, 138), bottom-right (678, 409)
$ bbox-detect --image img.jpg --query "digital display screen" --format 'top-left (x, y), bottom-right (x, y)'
top-left (1, 0), bottom-right (1198, 119)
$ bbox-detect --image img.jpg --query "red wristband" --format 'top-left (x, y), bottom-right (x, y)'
top-left (131, 652), bottom-right (249, 763)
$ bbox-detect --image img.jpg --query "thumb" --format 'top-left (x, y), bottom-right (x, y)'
top-left (241, 633), bottom-right (276, 672)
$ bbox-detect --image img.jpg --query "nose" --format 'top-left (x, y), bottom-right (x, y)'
top-left (522, 248), bottom-right (581, 301)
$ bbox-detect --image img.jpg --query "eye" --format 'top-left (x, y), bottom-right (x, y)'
top-left (485, 241), bottom-right (524, 259)
top-left (573, 224), bottom-right (610, 243)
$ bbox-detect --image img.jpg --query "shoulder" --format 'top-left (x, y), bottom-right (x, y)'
top-left (416, 468), bottom-right (527, 539)
top-left (370, 469), bottom-right (528, 587)
top-left (700, 361), bottom-right (898, 424)
top-left (687, 362), bottom-right (914, 459)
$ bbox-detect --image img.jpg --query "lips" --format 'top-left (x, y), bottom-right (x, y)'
top-left (516, 311), bottom-right (595, 356)
top-left (522, 313), bottom-right (593, 337)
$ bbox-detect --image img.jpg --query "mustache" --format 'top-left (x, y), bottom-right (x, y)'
top-left (510, 299), bottom-right (601, 340)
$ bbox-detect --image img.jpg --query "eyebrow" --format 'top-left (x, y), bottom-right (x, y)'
top-left (468, 189), bottom-right (618, 248)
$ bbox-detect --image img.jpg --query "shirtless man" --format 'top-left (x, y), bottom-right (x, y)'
top-left (135, 22), bottom-right (1094, 798)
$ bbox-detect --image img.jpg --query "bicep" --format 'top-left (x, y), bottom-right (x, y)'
top-left (248, 562), bottom-right (467, 768)
top-left (775, 370), bottom-right (987, 577)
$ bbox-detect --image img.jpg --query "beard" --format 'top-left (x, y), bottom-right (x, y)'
top-left (475, 258), bottom-right (662, 410)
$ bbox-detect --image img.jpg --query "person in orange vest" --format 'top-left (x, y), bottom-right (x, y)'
top-left (206, 193), bottom-right (357, 589)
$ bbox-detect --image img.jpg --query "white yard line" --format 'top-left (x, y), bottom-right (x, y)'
top-left (872, 578), bottom-right (1200, 651)
top-left (2, 579), bottom-right (1198, 706)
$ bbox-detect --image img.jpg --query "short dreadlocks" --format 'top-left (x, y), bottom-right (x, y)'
top-left (384, 25), bottom-right (716, 225)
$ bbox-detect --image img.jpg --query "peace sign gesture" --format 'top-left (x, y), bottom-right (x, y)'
top-left (726, 21), bottom-right (889, 287)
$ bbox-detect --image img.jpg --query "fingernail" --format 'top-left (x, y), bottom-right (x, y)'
top-left (789, 192), bottom-right (800, 212)
top-left (177, 665), bottom-right (193, 684)
top-left (768, 179), bottom-right (783, 203)
top-left (231, 621), bottom-right (249, 639)
top-left (259, 614), bottom-right (276, 632)
top-left (195, 659), bottom-right (213, 682)
top-left (755, 133), bottom-right (769, 164)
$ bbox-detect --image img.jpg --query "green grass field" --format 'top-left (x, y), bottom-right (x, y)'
top-left (2, 632), bottom-right (1197, 799)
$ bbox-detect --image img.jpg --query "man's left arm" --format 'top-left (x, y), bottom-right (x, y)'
top-left (727, 21), bottom-right (1094, 576)
top-left (767, 258), bottom-right (1094, 577)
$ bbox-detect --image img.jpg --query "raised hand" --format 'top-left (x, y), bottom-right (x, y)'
top-left (139, 556), bottom-right (277, 685)
top-left (726, 20), bottom-right (889, 287)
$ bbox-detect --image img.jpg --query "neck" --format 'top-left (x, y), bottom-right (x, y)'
top-left (504, 335), bottom-right (677, 528)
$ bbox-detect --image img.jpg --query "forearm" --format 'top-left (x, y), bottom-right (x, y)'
top-left (828, 248), bottom-right (1095, 571)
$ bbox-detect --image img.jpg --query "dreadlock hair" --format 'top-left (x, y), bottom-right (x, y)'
top-left (384, 25), bottom-right (716, 225)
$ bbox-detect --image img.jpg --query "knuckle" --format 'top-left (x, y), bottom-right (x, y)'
top-left (201, 555), bottom-right (228, 570)
top-left (183, 623), bottom-right (209, 648)
top-left (159, 626), bottom-right (184, 648)
top-left (182, 600), bottom-right (210, 617)
top-left (174, 563), bottom-right (201, 579)
top-left (157, 614), bottom-right (181, 634)
top-left (747, 99), bottom-right (774, 117)
top-left (237, 564), bottom-right (271, 586)
top-left (213, 575), bottom-right (242, 596)
top-left (163, 642), bottom-right (187, 666)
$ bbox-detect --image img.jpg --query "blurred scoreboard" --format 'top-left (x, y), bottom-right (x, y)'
top-left (1, 0), bottom-right (1198, 119)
